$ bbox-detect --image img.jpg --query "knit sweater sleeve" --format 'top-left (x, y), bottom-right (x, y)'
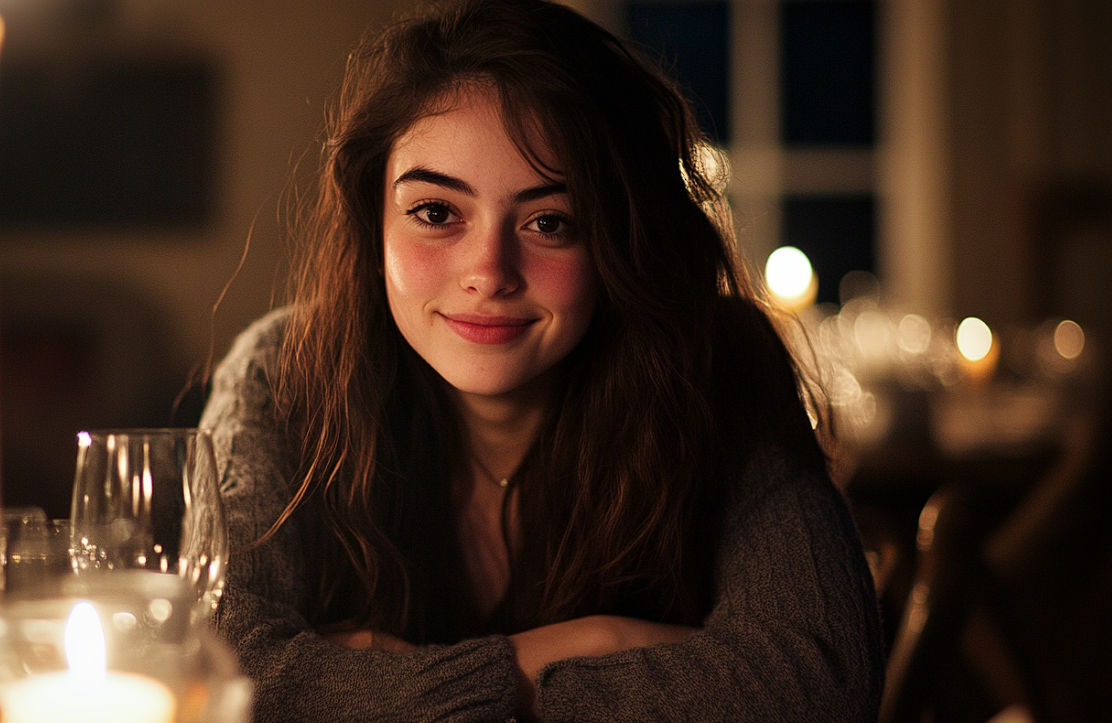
top-left (200, 309), bottom-right (520, 723)
top-left (532, 449), bottom-right (886, 722)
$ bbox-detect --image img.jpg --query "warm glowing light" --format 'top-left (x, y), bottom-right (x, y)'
top-left (854, 310), bottom-right (894, 359)
top-left (897, 314), bottom-right (932, 355)
top-left (681, 143), bottom-right (731, 194)
top-left (698, 143), bottom-right (730, 192)
top-left (148, 599), bottom-right (174, 624)
top-left (78, 431), bottom-right (92, 448)
top-left (1054, 320), bottom-right (1085, 360)
top-left (829, 367), bottom-right (864, 407)
top-left (956, 317), bottom-right (993, 362)
top-left (0, 603), bottom-right (177, 723)
top-left (766, 246), bottom-right (813, 298)
top-left (65, 602), bottom-right (107, 683)
top-left (765, 246), bottom-right (817, 311)
top-left (955, 317), bottom-right (998, 386)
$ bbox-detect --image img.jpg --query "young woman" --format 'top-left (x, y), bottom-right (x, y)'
top-left (201, 0), bottom-right (885, 720)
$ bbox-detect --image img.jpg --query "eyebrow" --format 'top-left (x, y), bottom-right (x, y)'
top-left (393, 166), bottom-right (567, 204)
top-left (394, 168), bottom-right (474, 195)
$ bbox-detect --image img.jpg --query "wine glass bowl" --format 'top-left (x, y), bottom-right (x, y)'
top-left (70, 429), bottom-right (227, 624)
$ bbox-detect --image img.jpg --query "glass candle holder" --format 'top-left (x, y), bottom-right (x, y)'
top-left (0, 576), bottom-right (251, 723)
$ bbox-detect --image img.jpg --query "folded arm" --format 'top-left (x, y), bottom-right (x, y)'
top-left (527, 450), bottom-right (886, 722)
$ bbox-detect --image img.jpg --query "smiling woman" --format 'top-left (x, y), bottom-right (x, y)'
top-left (199, 0), bottom-right (885, 721)
top-left (383, 86), bottom-right (597, 402)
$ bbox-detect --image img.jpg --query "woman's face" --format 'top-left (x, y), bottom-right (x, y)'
top-left (383, 89), bottom-right (598, 403)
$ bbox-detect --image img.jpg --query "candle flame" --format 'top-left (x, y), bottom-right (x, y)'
top-left (65, 602), bottom-right (107, 684)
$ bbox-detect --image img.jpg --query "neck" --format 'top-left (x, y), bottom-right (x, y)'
top-left (454, 390), bottom-right (548, 482)
top-left (451, 369), bottom-right (559, 482)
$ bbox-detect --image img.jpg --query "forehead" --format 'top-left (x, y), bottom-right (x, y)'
top-left (390, 84), bottom-right (562, 178)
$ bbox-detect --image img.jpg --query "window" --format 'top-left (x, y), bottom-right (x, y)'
top-left (621, 0), bottom-right (878, 304)
top-left (628, 1), bottom-right (732, 144)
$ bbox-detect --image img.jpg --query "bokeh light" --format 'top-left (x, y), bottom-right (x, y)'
top-left (897, 314), bottom-right (932, 356)
top-left (1053, 320), bottom-right (1085, 360)
top-left (765, 246), bottom-right (815, 303)
top-left (956, 317), bottom-right (993, 362)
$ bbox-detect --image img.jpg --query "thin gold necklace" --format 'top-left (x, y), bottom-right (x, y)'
top-left (473, 455), bottom-right (510, 489)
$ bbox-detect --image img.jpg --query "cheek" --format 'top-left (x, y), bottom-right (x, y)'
top-left (532, 251), bottom-right (599, 323)
top-left (382, 234), bottom-right (450, 345)
top-left (383, 235), bottom-right (445, 302)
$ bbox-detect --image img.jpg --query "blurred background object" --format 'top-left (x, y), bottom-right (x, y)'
top-left (0, 271), bottom-right (178, 517)
top-left (0, 0), bottom-right (417, 516)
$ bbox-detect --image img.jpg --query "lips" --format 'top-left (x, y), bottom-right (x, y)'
top-left (440, 312), bottom-right (536, 345)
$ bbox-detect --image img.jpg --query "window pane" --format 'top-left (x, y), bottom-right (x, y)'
top-left (781, 0), bottom-right (876, 146)
top-left (781, 194), bottom-right (875, 304)
top-left (627, 1), bottom-right (731, 144)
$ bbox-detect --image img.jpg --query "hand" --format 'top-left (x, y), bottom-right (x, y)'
top-left (321, 628), bottom-right (415, 652)
top-left (509, 616), bottom-right (698, 719)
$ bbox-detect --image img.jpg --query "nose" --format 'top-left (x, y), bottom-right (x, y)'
top-left (460, 222), bottom-right (520, 297)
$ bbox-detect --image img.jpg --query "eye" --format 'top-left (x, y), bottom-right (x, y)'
top-left (407, 202), bottom-right (459, 227)
top-left (526, 213), bottom-right (572, 237)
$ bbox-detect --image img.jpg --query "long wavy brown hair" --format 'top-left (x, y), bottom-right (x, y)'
top-left (269, 0), bottom-right (827, 643)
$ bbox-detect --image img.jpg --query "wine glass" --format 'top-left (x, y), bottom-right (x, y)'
top-left (70, 428), bottom-right (228, 624)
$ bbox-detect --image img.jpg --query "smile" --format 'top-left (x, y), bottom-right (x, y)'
top-left (440, 313), bottom-right (536, 345)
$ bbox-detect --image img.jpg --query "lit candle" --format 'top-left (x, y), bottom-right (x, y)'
top-left (955, 316), bottom-right (998, 386)
top-left (765, 246), bottom-right (818, 312)
top-left (0, 602), bottom-right (177, 723)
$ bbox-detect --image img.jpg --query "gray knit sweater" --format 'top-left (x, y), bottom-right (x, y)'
top-left (201, 308), bottom-right (885, 722)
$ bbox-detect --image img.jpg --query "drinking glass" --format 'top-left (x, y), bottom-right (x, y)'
top-left (2, 507), bottom-right (73, 599)
top-left (70, 429), bottom-right (228, 624)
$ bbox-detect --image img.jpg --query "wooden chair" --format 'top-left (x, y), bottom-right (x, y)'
top-left (879, 386), bottom-right (1112, 723)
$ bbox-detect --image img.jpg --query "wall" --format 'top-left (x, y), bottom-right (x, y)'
top-left (1, 0), bottom-right (410, 383)
top-left (944, 0), bottom-right (1112, 331)
top-left (0, 0), bottom-right (409, 514)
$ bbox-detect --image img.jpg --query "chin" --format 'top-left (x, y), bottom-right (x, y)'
top-left (442, 376), bottom-right (528, 399)
top-left (433, 362), bottom-right (548, 401)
